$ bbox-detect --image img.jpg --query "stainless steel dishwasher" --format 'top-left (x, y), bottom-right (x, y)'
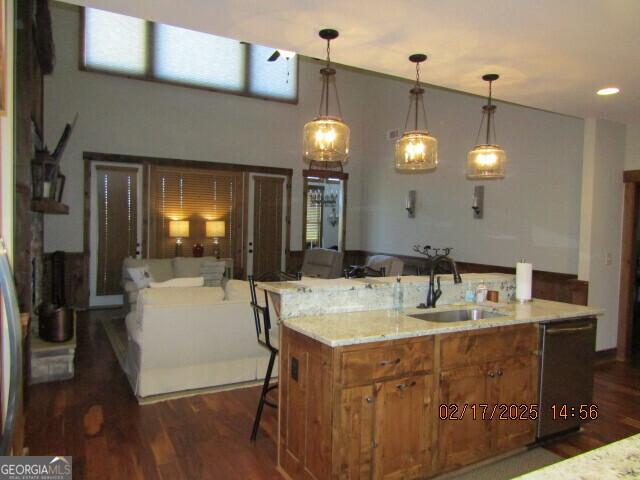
top-left (537, 317), bottom-right (597, 440)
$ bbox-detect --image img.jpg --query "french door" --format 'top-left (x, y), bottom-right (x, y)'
top-left (246, 174), bottom-right (288, 278)
top-left (89, 162), bottom-right (143, 307)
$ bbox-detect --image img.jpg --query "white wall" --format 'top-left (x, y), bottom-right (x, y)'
top-left (46, 2), bottom-right (587, 276)
top-left (43, 3), bottom-right (368, 253)
top-left (360, 74), bottom-right (585, 274)
top-left (578, 118), bottom-right (626, 350)
top-left (625, 123), bottom-right (640, 170)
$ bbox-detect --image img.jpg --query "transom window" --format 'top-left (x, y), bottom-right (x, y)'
top-left (82, 8), bottom-right (298, 102)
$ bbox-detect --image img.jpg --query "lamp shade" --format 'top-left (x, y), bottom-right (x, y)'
top-left (303, 116), bottom-right (350, 164)
top-left (466, 144), bottom-right (506, 179)
top-left (169, 220), bottom-right (190, 238)
top-left (206, 220), bottom-right (226, 238)
top-left (395, 131), bottom-right (438, 171)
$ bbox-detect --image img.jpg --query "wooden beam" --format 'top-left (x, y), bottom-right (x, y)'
top-left (623, 170), bottom-right (640, 183)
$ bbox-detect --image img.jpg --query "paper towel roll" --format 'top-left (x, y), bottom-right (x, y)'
top-left (516, 261), bottom-right (533, 302)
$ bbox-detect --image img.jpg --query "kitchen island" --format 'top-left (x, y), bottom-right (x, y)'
top-left (264, 276), bottom-right (603, 480)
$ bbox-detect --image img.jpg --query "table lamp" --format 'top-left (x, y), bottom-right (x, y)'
top-left (169, 220), bottom-right (190, 257)
top-left (206, 220), bottom-right (225, 258)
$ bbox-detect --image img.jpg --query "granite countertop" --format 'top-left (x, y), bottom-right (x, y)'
top-left (280, 299), bottom-right (603, 347)
top-left (515, 433), bottom-right (640, 479)
top-left (258, 273), bottom-right (514, 295)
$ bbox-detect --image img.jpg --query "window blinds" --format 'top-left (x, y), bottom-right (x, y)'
top-left (83, 8), bottom-right (298, 102)
top-left (84, 8), bottom-right (148, 75)
top-left (150, 166), bottom-right (242, 261)
top-left (96, 166), bottom-right (139, 295)
top-left (305, 186), bottom-right (324, 248)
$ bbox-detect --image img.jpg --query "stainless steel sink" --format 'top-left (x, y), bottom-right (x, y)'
top-left (409, 308), bottom-right (507, 323)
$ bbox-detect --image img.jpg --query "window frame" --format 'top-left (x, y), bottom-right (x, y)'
top-left (79, 7), bottom-right (299, 105)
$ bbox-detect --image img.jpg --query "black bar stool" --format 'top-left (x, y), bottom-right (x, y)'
top-left (248, 275), bottom-right (280, 442)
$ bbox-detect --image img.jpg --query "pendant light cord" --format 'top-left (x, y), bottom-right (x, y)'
top-left (474, 78), bottom-right (499, 146)
top-left (317, 37), bottom-right (343, 118)
top-left (403, 60), bottom-right (429, 132)
top-left (486, 79), bottom-right (493, 144)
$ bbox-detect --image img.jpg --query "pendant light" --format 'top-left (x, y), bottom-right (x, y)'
top-left (303, 29), bottom-right (350, 166)
top-left (395, 54), bottom-right (437, 171)
top-left (467, 74), bottom-right (506, 179)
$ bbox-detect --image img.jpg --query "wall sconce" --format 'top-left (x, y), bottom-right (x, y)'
top-left (206, 220), bottom-right (226, 258)
top-left (406, 190), bottom-right (416, 218)
top-left (472, 186), bottom-right (484, 219)
top-left (169, 220), bottom-right (190, 256)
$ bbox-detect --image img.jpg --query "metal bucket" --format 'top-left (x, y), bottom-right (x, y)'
top-left (38, 304), bottom-right (73, 342)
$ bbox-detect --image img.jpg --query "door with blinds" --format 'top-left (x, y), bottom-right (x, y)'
top-left (247, 175), bottom-right (287, 278)
top-left (90, 163), bottom-right (142, 306)
top-left (149, 166), bottom-right (244, 274)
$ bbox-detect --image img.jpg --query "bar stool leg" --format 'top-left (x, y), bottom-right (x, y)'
top-left (250, 349), bottom-right (277, 441)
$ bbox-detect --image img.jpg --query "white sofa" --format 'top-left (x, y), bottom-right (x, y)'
top-left (124, 280), bottom-right (276, 400)
top-left (122, 256), bottom-right (232, 313)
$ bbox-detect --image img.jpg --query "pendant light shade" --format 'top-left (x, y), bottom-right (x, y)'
top-left (303, 116), bottom-right (350, 163)
top-left (395, 54), bottom-right (437, 171)
top-left (303, 29), bottom-right (350, 166)
top-left (467, 74), bottom-right (506, 179)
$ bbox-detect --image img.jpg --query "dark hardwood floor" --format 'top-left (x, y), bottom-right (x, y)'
top-left (26, 310), bottom-right (640, 479)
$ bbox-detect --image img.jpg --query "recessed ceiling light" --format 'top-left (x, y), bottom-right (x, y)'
top-left (597, 87), bottom-right (620, 96)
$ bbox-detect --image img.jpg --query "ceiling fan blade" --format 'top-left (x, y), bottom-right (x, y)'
top-left (267, 50), bottom-right (281, 62)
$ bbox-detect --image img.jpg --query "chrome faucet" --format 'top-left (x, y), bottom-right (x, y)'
top-left (418, 255), bottom-right (462, 308)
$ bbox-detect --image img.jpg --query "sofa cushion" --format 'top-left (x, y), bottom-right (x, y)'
top-left (173, 257), bottom-right (205, 278)
top-left (224, 280), bottom-right (252, 302)
top-left (200, 260), bottom-right (226, 287)
top-left (123, 257), bottom-right (174, 283)
top-left (150, 277), bottom-right (204, 288)
top-left (128, 290), bottom-right (139, 305)
top-left (128, 266), bottom-right (154, 289)
top-left (140, 286), bottom-right (225, 305)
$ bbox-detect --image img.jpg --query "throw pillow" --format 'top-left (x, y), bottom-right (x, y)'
top-left (128, 266), bottom-right (154, 289)
top-left (200, 260), bottom-right (226, 287)
top-left (149, 277), bottom-right (205, 288)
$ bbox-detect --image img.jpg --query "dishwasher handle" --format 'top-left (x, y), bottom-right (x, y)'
top-left (546, 324), bottom-right (594, 335)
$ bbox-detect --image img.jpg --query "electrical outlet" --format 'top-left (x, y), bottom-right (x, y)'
top-left (605, 252), bottom-right (612, 266)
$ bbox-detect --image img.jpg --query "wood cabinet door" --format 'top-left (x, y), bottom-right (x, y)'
top-left (438, 364), bottom-right (492, 472)
top-left (491, 354), bottom-right (538, 452)
top-left (373, 375), bottom-right (433, 480)
top-left (334, 385), bottom-right (376, 480)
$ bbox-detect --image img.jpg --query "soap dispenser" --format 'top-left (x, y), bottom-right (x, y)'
top-left (393, 275), bottom-right (403, 312)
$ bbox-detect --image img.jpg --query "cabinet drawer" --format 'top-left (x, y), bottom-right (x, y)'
top-left (340, 338), bottom-right (434, 385)
top-left (440, 324), bottom-right (538, 370)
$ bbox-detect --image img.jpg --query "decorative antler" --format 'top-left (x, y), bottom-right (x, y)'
top-left (412, 245), bottom-right (453, 259)
top-left (413, 244), bottom-right (434, 258)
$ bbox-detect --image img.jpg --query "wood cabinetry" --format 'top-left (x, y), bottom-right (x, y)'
top-left (438, 325), bottom-right (539, 473)
top-left (279, 323), bottom-right (539, 480)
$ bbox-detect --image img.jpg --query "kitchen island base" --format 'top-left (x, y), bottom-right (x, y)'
top-left (278, 323), bottom-right (540, 480)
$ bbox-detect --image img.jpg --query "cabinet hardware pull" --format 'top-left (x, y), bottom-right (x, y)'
top-left (365, 396), bottom-right (374, 404)
top-left (396, 381), bottom-right (416, 390)
top-left (547, 325), bottom-right (593, 335)
top-left (380, 358), bottom-right (401, 366)
top-left (497, 369), bottom-right (503, 376)
top-left (488, 371), bottom-right (495, 378)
